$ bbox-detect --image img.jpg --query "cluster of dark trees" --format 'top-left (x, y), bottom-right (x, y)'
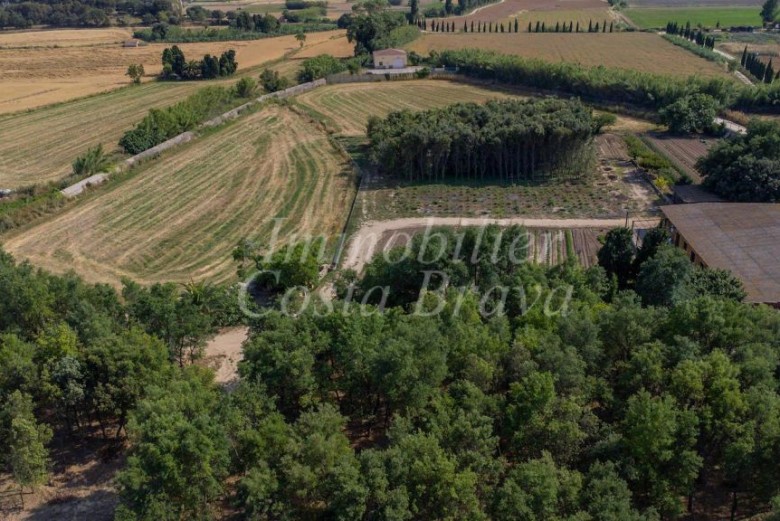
top-left (698, 120), bottom-right (780, 202)
top-left (433, 48), bottom-right (780, 113)
top-left (367, 99), bottom-right (597, 182)
top-left (231, 11), bottom-right (280, 32)
top-left (160, 45), bottom-right (237, 80)
top-left (659, 93), bottom-right (722, 135)
top-left (666, 22), bottom-right (716, 49)
top-left (741, 47), bottom-right (778, 84)
top-left (0, 0), bottom-right (171, 28)
top-left (424, 0), bottom-right (499, 16)
top-left (343, 7), bottom-right (410, 54)
top-left (416, 18), bottom-right (614, 33)
top-left (529, 19), bottom-right (614, 33)
top-left (119, 85), bottom-right (237, 154)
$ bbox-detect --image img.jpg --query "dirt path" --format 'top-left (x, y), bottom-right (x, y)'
top-left (201, 327), bottom-right (249, 386)
top-left (343, 216), bottom-right (658, 273)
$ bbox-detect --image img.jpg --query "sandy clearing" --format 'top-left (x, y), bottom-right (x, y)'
top-left (201, 327), bottom-right (248, 385)
top-left (343, 216), bottom-right (659, 273)
top-left (0, 29), bottom-right (345, 113)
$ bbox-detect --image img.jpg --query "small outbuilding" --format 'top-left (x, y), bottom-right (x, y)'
top-left (123, 39), bottom-right (142, 48)
top-left (372, 49), bottom-right (408, 69)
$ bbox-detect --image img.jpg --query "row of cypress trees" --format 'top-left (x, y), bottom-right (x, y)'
top-left (416, 18), bottom-right (614, 33)
top-left (741, 46), bottom-right (778, 84)
top-left (367, 98), bottom-right (596, 182)
top-left (665, 21), bottom-right (716, 49)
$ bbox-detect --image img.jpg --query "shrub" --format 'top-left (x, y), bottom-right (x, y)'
top-left (72, 145), bottom-right (111, 176)
top-left (298, 54), bottom-right (347, 82)
top-left (234, 77), bottom-right (258, 98)
top-left (260, 69), bottom-right (291, 92)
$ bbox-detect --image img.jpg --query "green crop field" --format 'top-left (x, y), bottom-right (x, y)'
top-left (624, 7), bottom-right (763, 29)
top-left (4, 105), bottom-right (356, 285)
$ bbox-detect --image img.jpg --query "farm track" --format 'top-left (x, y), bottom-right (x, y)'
top-left (4, 106), bottom-right (356, 285)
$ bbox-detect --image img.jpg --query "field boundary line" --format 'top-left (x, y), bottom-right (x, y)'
top-left (60, 79), bottom-right (328, 197)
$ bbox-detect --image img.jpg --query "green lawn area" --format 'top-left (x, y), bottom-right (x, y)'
top-left (624, 7), bottom-right (763, 29)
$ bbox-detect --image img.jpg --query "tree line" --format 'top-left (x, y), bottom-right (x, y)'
top-left (433, 48), bottom-right (780, 113)
top-left (417, 18), bottom-right (614, 33)
top-left (0, 0), bottom-right (174, 28)
top-left (697, 119), bottom-right (780, 202)
top-left (367, 99), bottom-right (597, 182)
top-left (159, 45), bottom-right (237, 80)
top-left (741, 46), bottom-right (778, 84)
top-left (665, 21), bottom-right (716, 50)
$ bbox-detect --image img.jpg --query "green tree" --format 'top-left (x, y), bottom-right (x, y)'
top-left (72, 144), bottom-right (111, 176)
top-left (126, 63), bottom-right (145, 84)
top-left (659, 93), bottom-right (721, 134)
top-left (2, 391), bottom-right (51, 508)
top-left (115, 368), bottom-right (229, 521)
top-left (295, 31), bottom-right (307, 47)
top-left (635, 245), bottom-right (694, 307)
top-left (761, 0), bottom-right (778, 22)
top-left (597, 227), bottom-right (635, 289)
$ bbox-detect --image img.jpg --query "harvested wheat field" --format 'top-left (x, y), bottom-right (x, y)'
top-left (0, 81), bottom-right (218, 189)
top-left (436, 0), bottom-right (605, 24)
top-left (3, 105), bottom-right (356, 285)
top-left (407, 32), bottom-right (731, 78)
top-left (0, 29), bottom-right (345, 113)
top-left (0, 27), bottom-right (134, 48)
top-left (504, 7), bottom-right (616, 27)
top-left (296, 80), bottom-right (521, 135)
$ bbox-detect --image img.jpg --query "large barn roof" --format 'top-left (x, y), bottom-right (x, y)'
top-left (660, 203), bottom-right (780, 304)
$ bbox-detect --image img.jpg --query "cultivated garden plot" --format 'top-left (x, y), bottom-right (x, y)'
top-left (406, 33), bottom-right (733, 79)
top-left (642, 133), bottom-right (717, 183)
top-left (4, 105), bottom-right (356, 285)
top-left (371, 225), bottom-right (608, 268)
top-left (354, 133), bottom-right (659, 221)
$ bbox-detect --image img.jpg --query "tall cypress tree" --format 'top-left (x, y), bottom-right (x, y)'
top-left (741, 46), bottom-right (748, 66)
top-left (588, 20), bottom-right (593, 32)
top-left (514, 18), bottom-right (519, 32)
top-left (555, 21), bottom-right (560, 32)
top-left (535, 21), bottom-right (540, 32)
top-left (576, 21), bottom-right (580, 32)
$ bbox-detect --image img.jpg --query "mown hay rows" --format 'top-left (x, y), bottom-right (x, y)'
top-left (0, 82), bottom-right (211, 189)
top-left (4, 106), bottom-right (356, 285)
top-left (296, 81), bottom-right (519, 136)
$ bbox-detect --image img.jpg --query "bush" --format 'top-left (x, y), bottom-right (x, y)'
top-left (260, 69), bottom-right (291, 92)
top-left (234, 77), bottom-right (258, 98)
top-left (285, 0), bottom-right (327, 8)
top-left (120, 87), bottom-right (236, 154)
top-left (282, 6), bottom-right (326, 22)
top-left (298, 54), bottom-right (347, 82)
top-left (72, 145), bottom-right (111, 176)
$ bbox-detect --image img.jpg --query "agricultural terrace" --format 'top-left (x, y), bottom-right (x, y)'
top-left (642, 133), bottom-right (718, 183)
top-left (3, 106), bottom-right (356, 285)
top-left (0, 29), bottom-right (346, 112)
top-left (295, 80), bottom-right (520, 135)
top-left (624, 7), bottom-right (763, 29)
top-left (406, 33), bottom-right (732, 78)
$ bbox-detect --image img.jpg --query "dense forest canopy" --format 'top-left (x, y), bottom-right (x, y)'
top-left (367, 99), bottom-right (597, 182)
top-left (1, 210), bottom-right (780, 519)
top-left (698, 120), bottom-right (780, 202)
top-left (0, 0), bottom-right (171, 28)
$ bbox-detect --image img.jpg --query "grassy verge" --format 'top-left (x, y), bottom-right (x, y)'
top-left (624, 7), bottom-right (762, 30)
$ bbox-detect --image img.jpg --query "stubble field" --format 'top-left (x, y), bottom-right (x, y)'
top-left (0, 29), bottom-right (346, 113)
top-left (296, 80), bottom-right (521, 135)
top-left (406, 32), bottom-right (732, 78)
top-left (3, 105), bottom-right (356, 285)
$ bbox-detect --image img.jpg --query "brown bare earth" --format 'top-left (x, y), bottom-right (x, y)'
top-left (4, 105), bottom-right (356, 285)
top-left (407, 32), bottom-right (733, 78)
top-left (0, 29), bottom-right (345, 113)
top-left (643, 133), bottom-right (717, 183)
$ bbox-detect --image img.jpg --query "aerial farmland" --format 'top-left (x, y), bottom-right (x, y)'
top-left (1, 0), bottom-right (779, 518)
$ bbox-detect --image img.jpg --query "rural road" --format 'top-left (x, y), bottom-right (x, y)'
top-left (343, 216), bottom-right (658, 273)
